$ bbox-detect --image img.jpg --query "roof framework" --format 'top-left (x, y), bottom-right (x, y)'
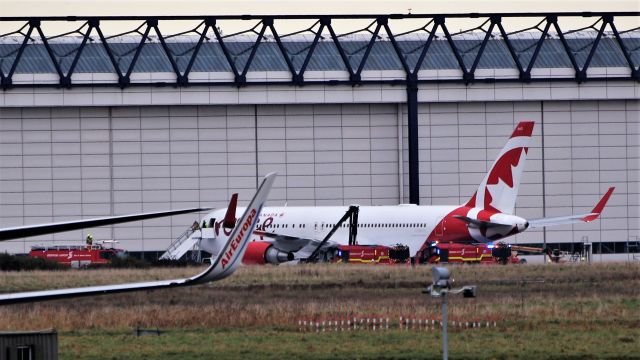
top-left (0, 13), bottom-right (638, 89)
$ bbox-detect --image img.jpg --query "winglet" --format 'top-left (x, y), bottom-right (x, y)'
top-left (192, 173), bottom-right (277, 283)
top-left (582, 187), bottom-right (615, 222)
top-left (223, 193), bottom-right (238, 228)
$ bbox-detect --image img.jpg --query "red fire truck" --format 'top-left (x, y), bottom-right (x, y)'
top-left (333, 244), bottom-right (411, 264)
top-left (418, 241), bottom-right (524, 264)
top-left (29, 242), bottom-right (126, 268)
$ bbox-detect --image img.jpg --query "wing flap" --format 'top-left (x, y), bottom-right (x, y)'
top-left (253, 230), bottom-right (313, 252)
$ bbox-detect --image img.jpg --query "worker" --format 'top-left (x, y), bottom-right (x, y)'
top-left (202, 220), bottom-right (207, 229)
top-left (86, 234), bottom-right (93, 246)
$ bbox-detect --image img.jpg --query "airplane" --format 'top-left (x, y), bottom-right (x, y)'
top-left (195, 121), bottom-right (614, 264)
top-left (0, 173), bottom-right (276, 304)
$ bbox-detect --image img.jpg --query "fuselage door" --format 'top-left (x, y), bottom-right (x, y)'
top-left (435, 220), bottom-right (444, 239)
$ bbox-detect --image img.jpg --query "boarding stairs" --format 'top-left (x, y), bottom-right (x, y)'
top-left (160, 226), bottom-right (201, 261)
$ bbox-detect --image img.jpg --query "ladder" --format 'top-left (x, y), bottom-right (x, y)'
top-left (159, 226), bottom-right (200, 261)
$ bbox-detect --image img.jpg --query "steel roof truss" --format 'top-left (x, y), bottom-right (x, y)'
top-left (608, 19), bottom-right (639, 79)
top-left (579, 18), bottom-right (608, 80)
top-left (122, 22), bottom-right (152, 86)
top-left (211, 23), bottom-right (242, 83)
top-left (296, 22), bottom-right (325, 83)
top-left (238, 21), bottom-right (268, 85)
top-left (524, 20), bottom-right (552, 77)
top-left (468, 19), bottom-right (496, 79)
top-left (549, 17), bottom-right (581, 81)
top-left (438, 19), bottom-right (471, 81)
top-left (325, 23), bottom-right (356, 80)
top-left (181, 20), bottom-right (211, 84)
top-left (2, 22), bottom-right (34, 88)
top-left (495, 21), bottom-right (526, 80)
top-left (411, 21), bottom-right (439, 77)
top-left (62, 22), bottom-right (94, 87)
top-left (151, 21), bottom-right (184, 84)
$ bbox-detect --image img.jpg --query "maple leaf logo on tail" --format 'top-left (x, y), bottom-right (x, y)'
top-left (465, 121), bottom-right (534, 214)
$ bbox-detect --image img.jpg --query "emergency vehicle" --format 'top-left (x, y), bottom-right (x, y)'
top-left (418, 242), bottom-right (524, 264)
top-left (333, 244), bottom-right (411, 264)
top-left (29, 241), bottom-right (126, 268)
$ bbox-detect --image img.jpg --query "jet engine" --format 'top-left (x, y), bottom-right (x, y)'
top-left (242, 241), bottom-right (294, 265)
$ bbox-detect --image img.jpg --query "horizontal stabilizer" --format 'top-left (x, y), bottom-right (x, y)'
top-left (453, 215), bottom-right (513, 229)
top-left (528, 187), bottom-right (615, 228)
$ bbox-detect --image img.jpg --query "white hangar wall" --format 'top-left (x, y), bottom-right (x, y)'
top-left (0, 81), bottom-right (638, 254)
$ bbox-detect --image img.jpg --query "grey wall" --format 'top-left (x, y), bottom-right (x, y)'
top-left (0, 100), bottom-right (638, 253)
top-left (0, 103), bottom-right (401, 252)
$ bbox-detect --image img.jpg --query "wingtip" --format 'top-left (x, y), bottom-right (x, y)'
top-left (582, 187), bottom-right (615, 222)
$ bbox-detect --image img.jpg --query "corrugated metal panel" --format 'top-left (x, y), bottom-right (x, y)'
top-left (0, 330), bottom-right (58, 360)
top-left (0, 35), bottom-right (638, 74)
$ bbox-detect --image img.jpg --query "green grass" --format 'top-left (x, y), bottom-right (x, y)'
top-left (59, 324), bottom-right (640, 360)
top-left (1, 263), bottom-right (639, 359)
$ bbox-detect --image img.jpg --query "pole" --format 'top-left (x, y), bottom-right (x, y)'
top-left (406, 78), bottom-right (420, 205)
top-left (442, 292), bottom-right (448, 360)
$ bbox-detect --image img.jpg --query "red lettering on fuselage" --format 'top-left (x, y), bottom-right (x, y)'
top-left (221, 208), bottom-right (256, 269)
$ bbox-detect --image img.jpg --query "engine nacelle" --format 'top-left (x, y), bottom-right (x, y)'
top-left (242, 241), bottom-right (294, 265)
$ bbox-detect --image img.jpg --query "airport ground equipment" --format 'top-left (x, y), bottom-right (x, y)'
top-left (29, 242), bottom-right (126, 268)
top-left (419, 242), bottom-right (532, 264)
top-left (159, 226), bottom-right (202, 261)
top-left (160, 194), bottom-right (238, 261)
top-left (424, 267), bottom-right (476, 360)
top-left (333, 244), bottom-right (410, 264)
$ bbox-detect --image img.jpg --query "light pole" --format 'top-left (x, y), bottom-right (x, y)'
top-left (423, 267), bottom-right (476, 360)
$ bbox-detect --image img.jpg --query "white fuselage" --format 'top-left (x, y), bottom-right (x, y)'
top-left (202, 204), bottom-right (471, 256)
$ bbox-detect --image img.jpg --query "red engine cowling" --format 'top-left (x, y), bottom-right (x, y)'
top-left (242, 241), bottom-right (294, 265)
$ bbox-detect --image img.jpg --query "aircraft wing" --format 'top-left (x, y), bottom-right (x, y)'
top-left (253, 230), bottom-right (314, 252)
top-left (0, 173), bottom-right (276, 305)
top-left (528, 187), bottom-right (615, 228)
top-left (0, 208), bottom-right (214, 242)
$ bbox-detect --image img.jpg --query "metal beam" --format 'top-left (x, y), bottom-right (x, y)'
top-left (406, 76), bottom-right (420, 205)
top-left (0, 12), bottom-right (638, 90)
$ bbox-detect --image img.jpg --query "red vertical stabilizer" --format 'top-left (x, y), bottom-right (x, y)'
top-left (223, 193), bottom-right (238, 229)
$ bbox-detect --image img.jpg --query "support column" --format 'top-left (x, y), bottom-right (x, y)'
top-left (406, 77), bottom-right (420, 204)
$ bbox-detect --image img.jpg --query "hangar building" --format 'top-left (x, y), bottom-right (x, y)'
top-left (0, 13), bottom-right (638, 260)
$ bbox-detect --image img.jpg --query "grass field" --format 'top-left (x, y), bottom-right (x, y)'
top-left (1, 263), bottom-right (639, 359)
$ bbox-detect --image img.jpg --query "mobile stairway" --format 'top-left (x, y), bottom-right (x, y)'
top-left (159, 226), bottom-right (215, 261)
